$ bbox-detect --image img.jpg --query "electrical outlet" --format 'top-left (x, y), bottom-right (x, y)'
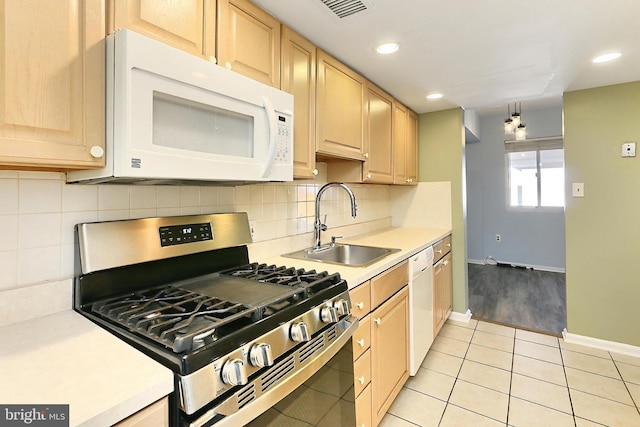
top-left (495, 234), bottom-right (501, 242)
top-left (249, 221), bottom-right (256, 241)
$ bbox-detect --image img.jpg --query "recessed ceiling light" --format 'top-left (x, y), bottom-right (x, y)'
top-left (426, 93), bottom-right (443, 100)
top-left (592, 52), bottom-right (621, 63)
top-left (376, 42), bottom-right (399, 54)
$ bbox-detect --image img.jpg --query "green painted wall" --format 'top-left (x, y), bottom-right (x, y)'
top-left (419, 108), bottom-right (468, 313)
top-left (564, 82), bottom-right (640, 346)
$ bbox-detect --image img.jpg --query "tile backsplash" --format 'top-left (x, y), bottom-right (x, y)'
top-left (0, 166), bottom-right (391, 292)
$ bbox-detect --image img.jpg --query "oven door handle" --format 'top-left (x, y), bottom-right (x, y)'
top-left (191, 317), bottom-right (359, 427)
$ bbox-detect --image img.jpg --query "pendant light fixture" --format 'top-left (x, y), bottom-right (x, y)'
top-left (504, 102), bottom-right (526, 140)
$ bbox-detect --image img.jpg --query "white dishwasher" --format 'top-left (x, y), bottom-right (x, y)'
top-left (408, 246), bottom-right (435, 376)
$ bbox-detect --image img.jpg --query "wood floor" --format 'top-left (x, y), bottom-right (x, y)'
top-left (467, 263), bottom-right (566, 336)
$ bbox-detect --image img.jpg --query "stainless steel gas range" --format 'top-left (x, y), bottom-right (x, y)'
top-left (74, 213), bottom-right (358, 426)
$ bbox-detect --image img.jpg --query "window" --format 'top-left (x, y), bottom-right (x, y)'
top-left (506, 137), bottom-right (564, 208)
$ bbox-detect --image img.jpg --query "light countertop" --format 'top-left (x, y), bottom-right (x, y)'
top-left (266, 226), bottom-right (451, 288)
top-left (0, 310), bottom-right (174, 427)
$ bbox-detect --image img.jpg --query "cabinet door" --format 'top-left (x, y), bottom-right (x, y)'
top-left (281, 26), bottom-right (316, 178)
top-left (442, 251), bottom-right (453, 321)
top-left (109, 0), bottom-right (215, 59)
top-left (363, 82), bottom-right (393, 183)
top-left (217, 0), bottom-right (281, 87)
top-left (316, 50), bottom-right (366, 161)
top-left (433, 259), bottom-right (444, 336)
top-left (371, 286), bottom-right (410, 425)
top-left (393, 102), bottom-right (408, 184)
top-left (406, 109), bottom-right (419, 185)
top-left (0, 0), bottom-right (105, 170)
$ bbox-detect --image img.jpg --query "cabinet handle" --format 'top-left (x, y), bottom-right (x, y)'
top-left (364, 152), bottom-right (369, 158)
top-left (437, 249), bottom-right (443, 254)
top-left (447, 243), bottom-right (451, 247)
top-left (356, 339), bottom-right (365, 347)
top-left (374, 318), bottom-right (381, 325)
top-left (90, 146), bottom-right (104, 158)
top-left (357, 376), bottom-right (365, 384)
top-left (366, 173), bottom-right (372, 179)
top-left (312, 169), bottom-right (318, 176)
top-left (444, 260), bottom-right (449, 266)
top-left (356, 302), bottom-right (364, 309)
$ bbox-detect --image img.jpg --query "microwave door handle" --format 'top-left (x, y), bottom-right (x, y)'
top-left (262, 96), bottom-right (277, 178)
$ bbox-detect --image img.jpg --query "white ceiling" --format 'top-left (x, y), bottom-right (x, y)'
top-left (252, 0), bottom-right (640, 115)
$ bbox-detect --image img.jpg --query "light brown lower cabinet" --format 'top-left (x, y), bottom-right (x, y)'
top-left (433, 242), bottom-right (453, 337)
top-left (356, 384), bottom-right (372, 427)
top-left (113, 396), bottom-right (168, 427)
top-left (371, 286), bottom-right (410, 425)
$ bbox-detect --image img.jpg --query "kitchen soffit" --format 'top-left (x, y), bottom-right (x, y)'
top-left (252, 0), bottom-right (640, 114)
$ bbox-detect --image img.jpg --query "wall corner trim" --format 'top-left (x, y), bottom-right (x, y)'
top-left (562, 328), bottom-right (640, 358)
top-left (448, 310), bottom-right (472, 323)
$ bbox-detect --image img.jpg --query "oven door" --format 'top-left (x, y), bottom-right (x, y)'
top-left (185, 317), bottom-right (358, 427)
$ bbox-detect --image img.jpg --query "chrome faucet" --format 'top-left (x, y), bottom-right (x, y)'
top-left (313, 182), bottom-right (357, 250)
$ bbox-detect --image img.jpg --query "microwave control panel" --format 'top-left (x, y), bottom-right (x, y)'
top-left (275, 115), bottom-right (292, 163)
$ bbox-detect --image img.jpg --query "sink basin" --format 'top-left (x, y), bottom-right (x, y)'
top-left (283, 244), bottom-right (400, 267)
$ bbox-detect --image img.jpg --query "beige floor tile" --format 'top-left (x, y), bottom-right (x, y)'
top-left (570, 389), bottom-right (640, 427)
top-left (516, 329), bottom-right (560, 347)
top-left (512, 354), bottom-right (567, 386)
top-left (476, 321), bottom-right (516, 338)
top-left (430, 335), bottom-right (470, 358)
top-left (449, 379), bottom-right (509, 422)
top-left (514, 339), bottom-right (562, 365)
top-left (627, 382), bottom-right (640, 407)
top-left (471, 330), bottom-right (514, 353)
top-left (565, 367), bottom-right (634, 405)
top-left (405, 367), bottom-right (456, 401)
top-left (611, 351), bottom-right (640, 367)
top-left (439, 323), bottom-right (475, 342)
top-left (421, 349), bottom-right (463, 377)
top-left (440, 403), bottom-right (505, 427)
top-left (387, 387), bottom-right (446, 427)
top-left (458, 359), bottom-right (511, 393)
top-left (574, 417), bottom-right (608, 427)
top-left (508, 396), bottom-right (575, 427)
top-left (378, 413), bottom-right (419, 427)
top-left (446, 318), bottom-right (478, 330)
top-left (510, 373), bottom-right (573, 414)
top-left (465, 343), bottom-right (513, 371)
top-left (559, 340), bottom-right (611, 359)
top-left (617, 361), bottom-right (640, 385)
top-left (561, 349), bottom-right (620, 379)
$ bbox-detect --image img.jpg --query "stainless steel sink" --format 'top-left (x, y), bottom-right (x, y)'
top-left (283, 244), bottom-right (400, 267)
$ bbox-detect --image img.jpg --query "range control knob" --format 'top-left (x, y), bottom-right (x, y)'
top-left (221, 358), bottom-right (248, 386)
top-left (249, 343), bottom-right (274, 368)
top-left (290, 321), bottom-right (310, 342)
top-left (320, 306), bottom-right (339, 323)
top-left (333, 299), bottom-right (350, 316)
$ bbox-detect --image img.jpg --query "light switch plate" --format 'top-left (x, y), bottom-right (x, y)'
top-left (622, 142), bottom-right (636, 157)
top-left (572, 183), bottom-right (584, 197)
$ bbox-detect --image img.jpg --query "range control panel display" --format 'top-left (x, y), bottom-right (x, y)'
top-left (159, 223), bottom-right (213, 247)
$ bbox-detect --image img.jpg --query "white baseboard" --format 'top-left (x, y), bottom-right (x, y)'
top-left (562, 329), bottom-right (640, 358)
top-left (467, 258), bottom-right (565, 273)
top-left (448, 309), bottom-right (472, 323)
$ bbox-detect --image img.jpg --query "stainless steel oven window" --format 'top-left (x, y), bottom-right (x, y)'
top-left (246, 338), bottom-right (356, 426)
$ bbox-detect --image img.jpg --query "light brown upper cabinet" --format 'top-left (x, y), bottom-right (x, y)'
top-left (363, 82), bottom-right (394, 183)
top-left (393, 102), bottom-right (419, 185)
top-left (0, 0), bottom-right (106, 170)
top-left (316, 50), bottom-right (366, 161)
top-left (281, 26), bottom-right (317, 179)
top-left (217, 0), bottom-right (281, 88)
top-left (108, 0), bottom-right (216, 58)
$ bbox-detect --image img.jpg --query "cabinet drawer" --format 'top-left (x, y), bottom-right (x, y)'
top-left (356, 384), bottom-right (372, 427)
top-left (113, 396), bottom-right (168, 427)
top-left (370, 261), bottom-right (409, 309)
top-left (354, 349), bottom-right (371, 397)
top-left (349, 281), bottom-right (371, 318)
top-left (433, 235), bottom-right (452, 263)
top-left (352, 315), bottom-right (371, 360)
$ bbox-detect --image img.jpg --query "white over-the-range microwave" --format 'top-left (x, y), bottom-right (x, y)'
top-left (67, 29), bottom-right (293, 185)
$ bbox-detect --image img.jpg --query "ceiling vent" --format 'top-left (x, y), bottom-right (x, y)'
top-left (320, 0), bottom-right (375, 19)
